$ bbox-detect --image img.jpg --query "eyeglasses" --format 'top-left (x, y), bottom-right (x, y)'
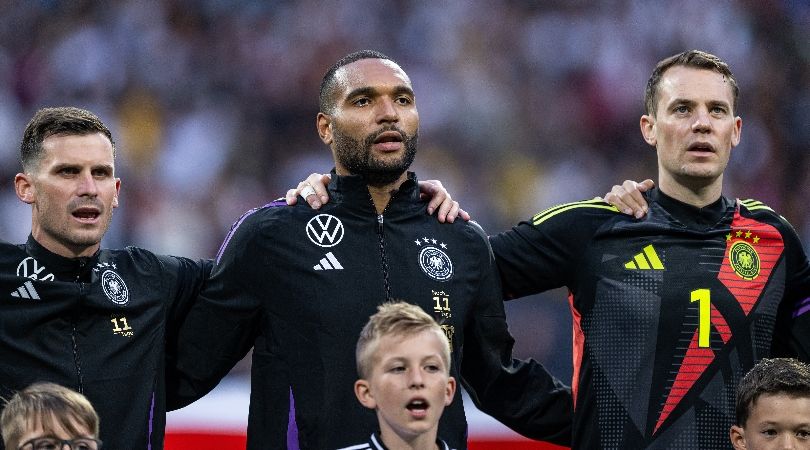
top-left (19, 437), bottom-right (102, 450)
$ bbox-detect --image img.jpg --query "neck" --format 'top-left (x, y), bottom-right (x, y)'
top-left (335, 166), bottom-right (408, 214)
top-left (31, 228), bottom-right (98, 259)
top-left (379, 427), bottom-right (439, 450)
top-left (657, 172), bottom-right (723, 208)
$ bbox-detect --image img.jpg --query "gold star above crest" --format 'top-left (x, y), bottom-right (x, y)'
top-left (736, 230), bottom-right (743, 237)
top-left (726, 233), bottom-right (732, 241)
top-left (753, 236), bottom-right (760, 244)
top-left (745, 230), bottom-right (752, 238)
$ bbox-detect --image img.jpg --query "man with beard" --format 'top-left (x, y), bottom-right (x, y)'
top-left (170, 51), bottom-right (572, 449)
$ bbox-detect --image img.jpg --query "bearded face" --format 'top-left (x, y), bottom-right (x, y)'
top-left (332, 124), bottom-right (418, 187)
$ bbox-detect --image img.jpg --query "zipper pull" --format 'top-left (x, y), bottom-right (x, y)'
top-left (377, 214), bottom-right (384, 233)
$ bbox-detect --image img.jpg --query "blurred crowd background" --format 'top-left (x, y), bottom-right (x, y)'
top-left (0, 0), bottom-right (807, 390)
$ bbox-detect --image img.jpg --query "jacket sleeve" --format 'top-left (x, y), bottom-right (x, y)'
top-left (165, 211), bottom-right (265, 410)
top-left (158, 254), bottom-right (214, 409)
top-left (459, 221), bottom-right (572, 446)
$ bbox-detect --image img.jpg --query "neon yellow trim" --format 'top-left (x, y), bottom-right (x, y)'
top-left (532, 202), bottom-right (620, 225)
top-left (625, 261), bottom-right (637, 269)
top-left (643, 245), bottom-right (664, 269)
top-left (634, 254), bottom-right (651, 270)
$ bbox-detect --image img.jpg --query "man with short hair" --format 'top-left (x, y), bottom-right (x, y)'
top-left (295, 50), bottom-right (810, 448)
top-left (0, 107), bottom-right (211, 450)
top-left (172, 50), bottom-right (572, 449)
top-left (1, 382), bottom-right (101, 450)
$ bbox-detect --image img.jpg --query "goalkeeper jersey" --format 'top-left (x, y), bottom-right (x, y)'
top-left (490, 188), bottom-right (810, 449)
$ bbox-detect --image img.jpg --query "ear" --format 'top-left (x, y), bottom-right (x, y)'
top-left (354, 379), bottom-right (377, 410)
top-left (640, 114), bottom-right (658, 147)
top-left (731, 116), bottom-right (742, 148)
top-left (444, 376), bottom-right (457, 406)
top-left (317, 112), bottom-right (333, 145)
top-left (14, 173), bottom-right (35, 204)
top-left (112, 178), bottom-right (121, 208)
top-left (729, 425), bottom-right (746, 450)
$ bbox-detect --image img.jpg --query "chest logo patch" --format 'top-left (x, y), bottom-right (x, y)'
top-left (101, 270), bottom-right (129, 305)
top-left (729, 240), bottom-right (760, 280)
top-left (16, 257), bottom-right (54, 281)
top-left (418, 245), bottom-right (453, 281)
top-left (306, 214), bottom-right (344, 247)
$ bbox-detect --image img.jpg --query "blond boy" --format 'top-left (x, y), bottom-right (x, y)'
top-left (730, 358), bottom-right (810, 450)
top-left (343, 302), bottom-right (457, 450)
top-left (1, 382), bottom-right (101, 450)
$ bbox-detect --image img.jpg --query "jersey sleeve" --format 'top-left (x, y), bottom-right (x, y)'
top-left (771, 216), bottom-right (810, 361)
top-left (490, 199), bottom-right (610, 299)
top-left (166, 210), bottom-right (265, 409)
top-left (459, 221), bottom-right (572, 446)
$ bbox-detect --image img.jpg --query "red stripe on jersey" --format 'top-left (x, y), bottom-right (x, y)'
top-left (569, 290), bottom-right (584, 410)
top-left (718, 210), bottom-right (784, 315)
top-left (655, 332), bottom-right (714, 433)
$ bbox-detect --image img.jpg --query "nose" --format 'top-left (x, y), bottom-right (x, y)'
top-left (375, 97), bottom-right (399, 124)
top-left (408, 368), bottom-right (425, 389)
top-left (691, 108), bottom-right (712, 133)
top-left (778, 435), bottom-right (797, 450)
top-left (77, 171), bottom-right (99, 197)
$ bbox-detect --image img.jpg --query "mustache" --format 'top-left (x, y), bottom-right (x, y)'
top-left (365, 126), bottom-right (408, 146)
top-left (68, 198), bottom-right (105, 212)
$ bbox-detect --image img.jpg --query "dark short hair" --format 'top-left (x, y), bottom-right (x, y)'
top-left (735, 358), bottom-right (810, 426)
top-left (318, 50), bottom-right (396, 114)
top-left (20, 107), bottom-right (115, 172)
top-left (644, 50), bottom-right (739, 116)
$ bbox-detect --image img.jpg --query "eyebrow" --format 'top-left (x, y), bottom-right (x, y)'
top-left (345, 85), bottom-right (414, 101)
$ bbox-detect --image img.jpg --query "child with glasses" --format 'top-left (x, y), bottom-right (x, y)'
top-left (1, 382), bottom-right (101, 450)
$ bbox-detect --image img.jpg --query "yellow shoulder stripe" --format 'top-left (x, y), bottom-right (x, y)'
top-left (532, 198), bottom-right (620, 226)
top-left (740, 198), bottom-right (774, 212)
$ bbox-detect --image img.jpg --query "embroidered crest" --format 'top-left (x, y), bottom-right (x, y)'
top-left (729, 240), bottom-right (760, 280)
top-left (101, 270), bottom-right (129, 305)
top-left (419, 246), bottom-right (453, 281)
top-left (306, 214), bottom-right (345, 247)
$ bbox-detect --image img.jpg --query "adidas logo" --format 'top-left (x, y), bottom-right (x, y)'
top-left (314, 252), bottom-right (343, 271)
top-left (11, 280), bottom-right (41, 300)
top-left (624, 244), bottom-right (664, 270)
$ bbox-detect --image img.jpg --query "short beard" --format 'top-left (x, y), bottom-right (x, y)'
top-left (332, 125), bottom-right (418, 187)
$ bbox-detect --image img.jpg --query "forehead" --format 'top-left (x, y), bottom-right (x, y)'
top-left (333, 58), bottom-right (412, 97)
top-left (749, 393), bottom-right (810, 420)
top-left (656, 66), bottom-right (735, 106)
top-left (375, 330), bottom-right (445, 360)
top-left (39, 133), bottom-right (114, 165)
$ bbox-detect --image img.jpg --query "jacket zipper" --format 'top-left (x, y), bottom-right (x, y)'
top-left (376, 213), bottom-right (393, 302)
top-left (72, 260), bottom-right (86, 394)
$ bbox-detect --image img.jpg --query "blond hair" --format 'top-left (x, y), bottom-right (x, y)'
top-left (1, 382), bottom-right (99, 449)
top-left (356, 302), bottom-right (450, 379)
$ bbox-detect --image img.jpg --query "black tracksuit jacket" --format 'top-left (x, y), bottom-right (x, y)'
top-left (172, 172), bottom-right (572, 449)
top-left (0, 236), bottom-right (210, 450)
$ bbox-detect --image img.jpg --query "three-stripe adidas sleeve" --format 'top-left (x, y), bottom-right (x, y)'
top-left (490, 199), bottom-right (617, 300)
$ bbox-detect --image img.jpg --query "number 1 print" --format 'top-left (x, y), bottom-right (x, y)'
top-left (690, 289), bottom-right (711, 348)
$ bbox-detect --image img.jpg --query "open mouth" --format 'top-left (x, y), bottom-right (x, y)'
top-left (687, 142), bottom-right (715, 153)
top-left (406, 398), bottom-right (429, 417)
top-left (372, 130), bottom-right (404, 151)
top-left (72, 207), bottom-right (101, 222)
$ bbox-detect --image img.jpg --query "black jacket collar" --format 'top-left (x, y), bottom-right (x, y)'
top-left (327, 170), bottom-right (422, 215)
top-left (649, 188), bottom-right (734, 229)
top-left (24, 235), bottom-right (98, 281)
